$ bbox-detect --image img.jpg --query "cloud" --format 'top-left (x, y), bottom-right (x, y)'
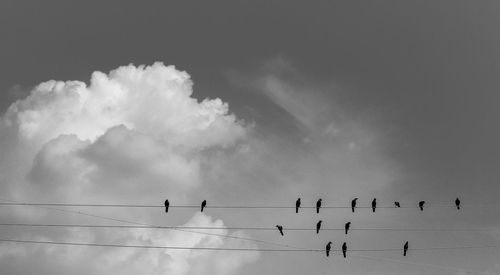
top-left (0, 62), bottom-right (256, 275)
top-left (0, 213), bottom-right (259, 275)
top-left (222, 59), bottom-right (399, 201)
top-left (3, 62), bottom-right (246, 148)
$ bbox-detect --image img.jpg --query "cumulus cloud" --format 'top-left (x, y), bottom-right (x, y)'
top-left (0, 62), bottom-right (256, 275)
top-left (3, 62), bottom-right (246, 148)
top-left (0, 213), bottom-right (259, 275)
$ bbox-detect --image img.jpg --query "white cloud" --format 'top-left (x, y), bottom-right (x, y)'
top-left (3, 62), bottom-right (246, 149)
top-left (0, 213), bottom-right (259, 275)
top-left (0, 62), bottom-right (256, 275)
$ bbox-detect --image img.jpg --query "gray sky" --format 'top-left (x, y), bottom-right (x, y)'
top-left (1, 1), bottom-right (500, 274)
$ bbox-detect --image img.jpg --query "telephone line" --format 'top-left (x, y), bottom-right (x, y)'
top-left (3, 202), bottom-right (497, 209)
top-left (0, 223), bottom-right (495, 232)
top-left (2, 238), bottom-right (500, 252)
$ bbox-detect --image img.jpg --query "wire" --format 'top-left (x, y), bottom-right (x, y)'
top-left (0, 223), bottom-right (496, 232)
top-left (1, 202), bottom-right (487, 209)
top-left (0, 198), bottom-right (306, 251)
top-left (2, 238), bottom-right (500, 252)
top-left (0, 238), bottom-right (316, 252)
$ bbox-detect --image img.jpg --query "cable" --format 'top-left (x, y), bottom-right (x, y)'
top-left (0, 223), bottom-right (496, 232)
top-left (2, 238), bottom-right (500, 252)
top-left (3, 202), bottom-right (492, 209)
top-left (0, 238), bottom-right (316, 252)
top-left (0, 198), bottom-right (306, 251)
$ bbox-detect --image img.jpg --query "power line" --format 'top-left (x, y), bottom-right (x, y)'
top-left (2, 238), bottom-right (500, 252)
top-left (0, 223), bottom-right (495, 232)
top-left (0, 198), bottom-right (306, 251)
top-left (0, 238), bottom-right (313, 252)
top-left (3, 202), bottom-right (497, 209)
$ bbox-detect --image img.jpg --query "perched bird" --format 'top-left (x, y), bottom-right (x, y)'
top-left (326, 241), bottom-right (332, 257)
top-left (316, 220), bottom-right (322, 234)
top-left (418, 201), bottom-right (425, 211)
top-left (276, 225), bottom-right (284, 236)
top-left (455, 197), bottom-right (461, 210)
top-left (372, 198), bottom-right (377, 213)
top-left (351, 198), bottom-right (358, 213)
top-left (164, 199), bottom-right (169, 213)
top-left (345, 222), bottom-right (351, 235)
top-left (394, 201), bottom-right (400, 208)
top-left (201, 200), bottom-right (207, 212)
top-left (403, 241), bottom-right (409, 256)
top-left (342, 242), bottom-right (347, 258)
top-left (296, 198), bottom-right (301, 213)
top-left (316, 199), bottom-right (322, 214)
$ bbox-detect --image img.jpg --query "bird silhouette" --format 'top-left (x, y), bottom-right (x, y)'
top-left (316, 199), bottom-right (322, 214)
top-left (164, 199), bottom-right (169, 213)
top-left (455, 197), bottom-right (461, 210)
top-left (372, 198), bottom-right (377, 213)
top-left (296, 198), bottom-right (301, 213)
top-left (342, 242), bottom-right (347, 258)
top-left (345, 222), bottom-right (351, 234)
top-left (326, 241), bottom-right (332, 257)
top-left (403, 241), bottom-right (409, 256)
top-left (418, 201), bottom-right (425, 211)
top-left (351, 198), bottom-right (358, 213)
top-left (316, 220), bottom-right (322, 234)
top-left (276, 225), bottom-right (284, 236)
top-left (394, 201), bottom-right (400, 208)
top-left (201, 200), bottom-right (207, 212)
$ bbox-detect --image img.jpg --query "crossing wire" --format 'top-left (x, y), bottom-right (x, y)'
top-left (0, 198), bottom-right (307, 251)
top-left (4, 202), bottom-right (497, 209)
top-left (0, 223), bottom-right (496, 232)
top-left (2, 238), bottom-right (500, 252)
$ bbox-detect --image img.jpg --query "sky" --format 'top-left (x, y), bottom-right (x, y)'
top-left (1, 1), bottom-right (500, 274)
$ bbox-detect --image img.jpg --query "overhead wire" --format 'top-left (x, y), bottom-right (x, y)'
top-left (0, 223), bottom-right (496, 232)
top-left (0, 198), bottom-right (307, 251)
top-left (1, 238), bottom-right (500, 252)
top-left (4, 202), bottom-right (499, 209)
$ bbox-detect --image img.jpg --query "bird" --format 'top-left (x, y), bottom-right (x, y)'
top-left (403, 241), bottom-right (409, 256)
top-left (316, 198), bottom-right (322, 214)
top-left (372, 198), bottom-right (377, 213)
top-left (276, 225), bottom-right (284, 236)
top-left (394, 201), bottom-right (400, 208)
top-left (316, 220), bottom-right (322, 234)
top-left (345, 222), bottom-right (351, 235)
top-left (351, 198), bottom-right (358, 213)
top-left (164, 199), bottom-right (169, 213)
top-left (201, 200), bottom-right (207, 212)
top-left (455, 197), bottom-right (461, 210)
top-left (342, 242), bottom-right (347, 258)
top-left (326, 241), bottom-right (332, 257)
top-left (295, 198), bottom-right (301, 213)
top-left (418, 201), bottom-right (425, 211)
